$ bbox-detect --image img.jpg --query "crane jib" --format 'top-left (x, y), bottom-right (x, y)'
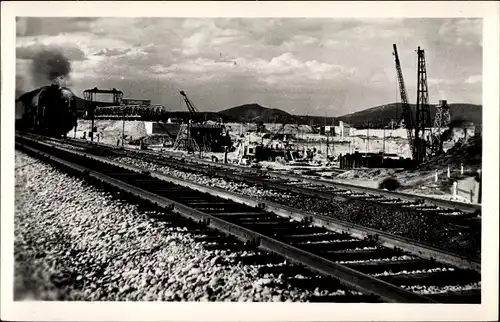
top-left (392, 44), bottom-right (417, 162)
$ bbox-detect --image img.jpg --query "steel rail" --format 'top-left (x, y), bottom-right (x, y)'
top-left (18, 133), bottom-right (481, 271)
top-left (64, 136), bottom-right (480, 215)
top-left (135, 160), bottom-right (482, 273)
top-left (271, 172), bottom-right (481, 214)
top-left (193, 159), bottom-right (481, 214)
top-left (15, 135), bottom-right (439, 303)
top-left (180, 156), bottom-right (480, 213)
top-left (132, 155), bottom-right (477, 223)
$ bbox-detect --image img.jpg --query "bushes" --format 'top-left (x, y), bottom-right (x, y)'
top-left (378, 177), bottom-right (401, 191)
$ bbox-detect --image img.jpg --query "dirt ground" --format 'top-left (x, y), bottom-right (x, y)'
top-left (68, 120), bottom-right (480, 204)
top-left (327, 164), bottom-right (479, 203)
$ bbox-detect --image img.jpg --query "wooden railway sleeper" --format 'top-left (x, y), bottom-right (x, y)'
top-left (302, 216), bottom-right (313, 224)
top-left (201, 216), bottom-right (211, 225)
top-left (245, 236), bottom-right (261, 247)
top-left (365, 233), bottom-right (380, 243)
top-left (18, 137), bottom-right (479, 303)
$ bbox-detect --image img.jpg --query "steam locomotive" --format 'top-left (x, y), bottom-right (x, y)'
top-left (16, 84), bottom-right (78, 137)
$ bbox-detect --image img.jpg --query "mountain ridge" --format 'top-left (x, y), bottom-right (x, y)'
top-left (218, 102), bottom-right (482, 128)
top-left (335, 102), bottom-right (482, 128)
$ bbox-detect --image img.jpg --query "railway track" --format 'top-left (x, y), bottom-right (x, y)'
top-left (48, 134), bottom-right (482, 217)
top-left (15, 133), bottom-right (481, 303)
top-left (139, 145), bottom-right (480, 213)
top-left (160, 157), bottom-right (481, 217)
top-left (128, 152), bottom-right (479, 223)
top-left (20, 133), bottom-right (482, 253)
top-left (44, 136), bottom-right (479, 233)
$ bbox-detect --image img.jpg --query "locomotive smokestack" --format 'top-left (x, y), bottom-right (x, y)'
top-left (31, 48), bottom-right (71, 87)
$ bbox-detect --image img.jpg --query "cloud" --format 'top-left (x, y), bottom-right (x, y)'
top-left (182, 29), bottom-right (211, 55)
top-left (179, 21), bottom-right (247, 56)
top-left (154, 53), bottom-right (356, 86)
top-left (16, 17), bottom-right (99, 37)
top-left (17, 43), bottom-right (87, 61)
top-left (438, 18), bottom-right (482, 47)
top-left (16, 32), bottom-right (133, 59)
top-left (94, 48), bottom-right (131, 56)
top-left (15, 18), bottom-right (482, 115)
top-left (283, 35), bottom-right (319, 49)
top-left (428, 78), bottom-right (459, 85)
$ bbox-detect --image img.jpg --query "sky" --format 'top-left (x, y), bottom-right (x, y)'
top-left (15, 17), bottom-right (482, 116)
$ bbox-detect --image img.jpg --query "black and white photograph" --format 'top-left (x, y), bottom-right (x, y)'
top-left (2, 1), bottom-right (499, 321)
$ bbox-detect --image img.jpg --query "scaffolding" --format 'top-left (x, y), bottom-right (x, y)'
top-left (173, 123), bottom-right (200, 152)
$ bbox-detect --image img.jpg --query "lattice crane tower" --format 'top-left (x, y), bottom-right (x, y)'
top-left (433, 99), bottom-right (451, 129)
top-left (415, 46), bottom-right (433, 163)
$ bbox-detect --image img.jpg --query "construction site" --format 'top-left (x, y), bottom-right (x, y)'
top-left (71, 44), bottom-right (482, 204)
top-left (14, 13), bottom-right (492, 308)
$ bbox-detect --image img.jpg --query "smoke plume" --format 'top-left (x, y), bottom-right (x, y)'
top-left (31, 48), bottom-right (72, 87)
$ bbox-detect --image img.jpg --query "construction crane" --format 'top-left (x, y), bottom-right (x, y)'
top-left (180, 90), bottom-right (199, 119)
top-left (174, 90), bottom-right (230, 153)
top-left (392, 44), bottom-right (416, 161)
top-left (174, 90), bottom-right (200, 152)
top-left (415, 46), bottom-right (434, 162)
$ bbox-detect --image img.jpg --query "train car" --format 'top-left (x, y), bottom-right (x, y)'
top-left (16, 84), bottom-right (78, 137)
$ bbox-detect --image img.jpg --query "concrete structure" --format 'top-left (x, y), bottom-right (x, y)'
top-left (144, 121), bottom-right (181, 137)
top-left (353, 128), bottom-right (408, 139)
top-left (352, 125), bottom-right (476, 140)
top-left (320, 121), bottom-right (355, 138)
top-left (456, 176), bottom-right (481, 204)
top-left (334, 121), bottom-right (355, 138)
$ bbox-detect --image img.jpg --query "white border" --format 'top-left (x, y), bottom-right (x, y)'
top-left (2, 1), bottom-right (499, 321)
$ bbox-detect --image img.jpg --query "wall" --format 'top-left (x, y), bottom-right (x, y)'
top-left (142, 122), bottom-right (182, 137)
top-left (352, 127), bottom-right (476, 140)
top-left (144, 122), bottom-right (153, 135)
top-left (456, 176), bottom-right (481, 204)
top-left (353, 128), bottom-right (409, 139)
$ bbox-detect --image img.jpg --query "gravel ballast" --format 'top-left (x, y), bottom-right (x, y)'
top-left (110, 156), bottom-right (480, 258)
top-left (15, 151), bottom-right (351, 301)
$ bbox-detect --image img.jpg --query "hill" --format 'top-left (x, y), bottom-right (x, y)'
top-left (336, 103), bottom-right (482, 129)
top-left (219, 102), bottom-right (482, 128)
top-left (219, 103), bottom-right (293, 123)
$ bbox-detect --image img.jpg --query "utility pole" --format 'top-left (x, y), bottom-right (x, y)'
top-left (122, 108), bottom-right (125, 148)
top-left (332, 117), bottom-right (335, 159)
top-left (89, 101), bottom-right (95, 142)
top-left (382, 127), bottom-right (386, 163)
top-left (366, 121), bottom-right (370, 157)
top-left (477, 170), bottom-right (482, 204)
top-left (324, 113), bottom-right (327, 157)
top-left (326, 131), bottom-right (329, 160)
